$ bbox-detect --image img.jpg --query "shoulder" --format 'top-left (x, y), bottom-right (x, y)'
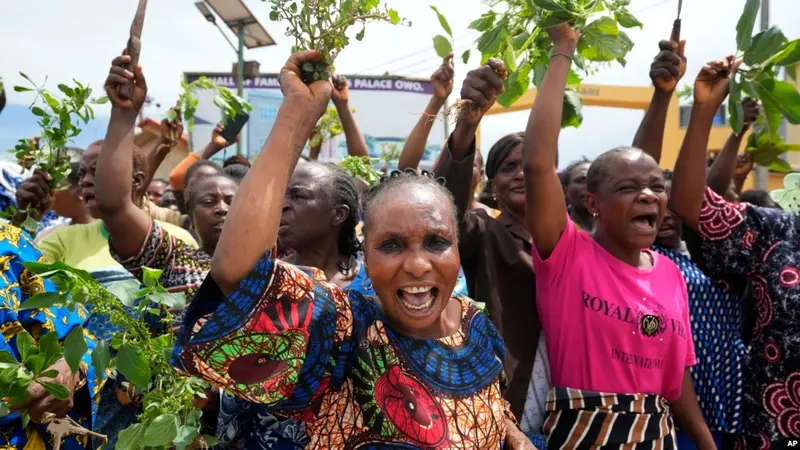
top-left (157, 220), bottom-right (199, 248)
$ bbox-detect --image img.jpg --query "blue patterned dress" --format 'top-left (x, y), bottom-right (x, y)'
top-left (692, 187), bottom-right (800, 448)
top-left (652, 244), bottom-right (746, 434)
top-left (0, 223), bottom-right (99, 450)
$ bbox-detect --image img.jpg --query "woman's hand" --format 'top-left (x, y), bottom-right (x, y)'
top-left (104, 53), bottom-right (148, 113)
top-left (432, 55), bottom-right (455, 100)
top-left (741, 97), bottom-right (760, 130)
top-left (16, 359), bottom-right (82, 424)
top-left (279, 50), bottom-right (332, 123)
top-left (331, 74), bottom-right (349, 108)
top-left (159, 110), bottom-right (184, 149)
top-left (505, 418), bottom-right (537, 450)
top-left (457, 59), bottom-right (506, 127)
top-left (211, 122), bottom-right (237, 149)
top-left (693, 57), bottom-right (739, 112)
top-left (15, 169), bottom-right (53, 221)
top-left (546, 22), bottom-right (580, 53)
top-left (651, 40), bottom-right (687, 93)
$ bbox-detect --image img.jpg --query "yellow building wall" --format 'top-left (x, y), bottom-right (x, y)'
top-left (481, 82), bottom-right (798, 192)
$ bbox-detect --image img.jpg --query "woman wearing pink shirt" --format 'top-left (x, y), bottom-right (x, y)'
top-left (521, 23), bottom-right (715, 449)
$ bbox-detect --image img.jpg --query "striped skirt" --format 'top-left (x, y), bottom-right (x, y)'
top-left (543, 387), bottom-right (676, 450)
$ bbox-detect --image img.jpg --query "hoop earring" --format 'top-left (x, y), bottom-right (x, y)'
top-left (592, 212), bottom-right (599, 218)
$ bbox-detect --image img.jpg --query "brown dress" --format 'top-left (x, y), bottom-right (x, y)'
top-left (434, 139), bottom-right (540, 419)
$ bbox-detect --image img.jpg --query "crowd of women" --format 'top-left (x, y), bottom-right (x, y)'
top-left (1, 20), bottom-right (798, 450)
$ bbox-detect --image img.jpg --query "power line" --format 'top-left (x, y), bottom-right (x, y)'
top-left (352, 32), bottom-right (477, 75)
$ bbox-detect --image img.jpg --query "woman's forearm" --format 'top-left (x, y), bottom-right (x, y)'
top-left (335, 102), bottom-right (369, 158)
top-left (633, 91), bottom-right (672, 163)
top-left (706, 133), bottom-right (745, 196)
top-left (211, 104), bottom-right (316, 294)
top-left (144, 144), bottom-right (170, 188)
top-left (672, 369), bottom-right (716, 450)
top-left (399, 96), bottom-right (446, 170)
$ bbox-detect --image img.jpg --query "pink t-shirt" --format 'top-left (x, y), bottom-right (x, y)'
top-left (533, 218), bottom-right (695, 401)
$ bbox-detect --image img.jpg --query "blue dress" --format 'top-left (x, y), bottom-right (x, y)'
top-left (0, 223), bottom-right (99, 450)
top-left (652, 244), bottom-right (746, 435)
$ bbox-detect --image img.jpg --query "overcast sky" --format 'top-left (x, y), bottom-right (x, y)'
top-left (2, 0), bottom-right (798, 167)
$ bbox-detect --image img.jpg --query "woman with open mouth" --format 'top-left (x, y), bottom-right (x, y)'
top-left (174, 50), bottom-right (534, 450)
top-left (522, 23), bottom-right (714, 450)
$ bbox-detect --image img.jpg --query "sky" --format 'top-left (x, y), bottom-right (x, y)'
top-left (2, 0), bottom-right (799, 168)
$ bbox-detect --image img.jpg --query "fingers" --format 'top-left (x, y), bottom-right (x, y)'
top-left (111, 54), bottom-right (132, 67)
top-left (678, 40), bottom-right (687, 59)
top-left (134, 64), bottom-right (147, 91)
top-left (658, 40), bottom-right (677, 52)
top-left (214, 123), bottom-right (224, 134)
top-left (285, 49), bottom-right (324, 73)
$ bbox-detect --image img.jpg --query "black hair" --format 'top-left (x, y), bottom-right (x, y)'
top-left (185, 173), bottom-right (237, 214)
top-left (223, 154), bottom-right (251, 168)
top-left (560, 157), bottom-right (592, 187)
top-left (362, 169), bottom-right (457, 237)
top-left (310, 162), bottom-right (362, 259)
top-left (185, 160), bottom-right (222, 186)
top-left (478, 183), bottom-right (497, 209)
top-left (66, 161), bottom-right (81, 187)
top-left (223, 163), bottom-right (249, 181)
top-left (586, 147), bottom-right (640, 194)
top-left (475, 149), bottom-right (484, 168)
top-left (485, 132), bottom-right (524, 181)
top-left (741, 189), bottom-right (781, 209)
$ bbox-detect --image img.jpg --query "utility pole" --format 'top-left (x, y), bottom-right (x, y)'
top-left (754, 0), bottom-right (770, 190)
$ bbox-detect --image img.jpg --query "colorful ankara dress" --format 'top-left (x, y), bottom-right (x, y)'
top-left (0, 223), bottom-right (99, 450)
top-left (176, 250), bottom-right (515, 449)
top-left (692, 187), bottom-right (800, 448)
top-left (653, 245), bottom-right (746, 441)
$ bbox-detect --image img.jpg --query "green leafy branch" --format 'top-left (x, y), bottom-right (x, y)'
top-left (8, 73), bottom-right (108, 234)
top-left (264, 0), bottom-right (407, 83)
top-left (338, 155), bottom-right (382, 186)
top-left (168, 77), bottom-right (252, 133)
top-left (0, 262), bottom-right (212, 450)
top-left (728, 0), bottom-right (800, 172)
top-left (450, 0), bottom-right (639, 128)
top-left (310, 106), bottom-right (353, 148)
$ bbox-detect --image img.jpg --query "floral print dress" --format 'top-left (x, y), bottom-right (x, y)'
top-left (176, 250), bottom-right (515, 449)
top-left (694, 187), bottom-right (800, 448)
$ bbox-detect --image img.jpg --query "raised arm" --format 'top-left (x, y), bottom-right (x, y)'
top-left (523, 24), bottom-right (579, 258)
top-left (706, 98), bottom-right (758, 195)
top-left (167, 124), bottom-right (234, 191)
top-left (398, 56), bottom-right (454, 170)
top-left (633, 40), bottom-right (686, 163)
top-left (143, 115), bottom-right (182, 189)
top-left (95, 54), bottom-right (153, 259)
top-left (331, 75), bottom-right (369, 158)
top-left (210, 51), bottom-right (331, 295)
top-left (670, 58), bottom-right (737, 230)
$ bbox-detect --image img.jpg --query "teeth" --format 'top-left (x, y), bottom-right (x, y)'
top-left (401, 286), bottom-right (432, 294)
top-left (400, 296), bottom-right (434, 311)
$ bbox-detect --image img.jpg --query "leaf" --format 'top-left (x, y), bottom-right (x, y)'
top-left (536, 11), bottom-right (572, 29)
top-left (116, 344), bottom-right (151, 388)
top-left (31, 107), bottom-right (46, 117)
top-left (503, 44), bottom-right (518, 72)
top-left (13, 86), bottom-right (33, 93)
top-left (729, 76), bottom-right (745, 135)
top-left (63, 327), bottom-right (87, 374)
top-left (57, 84), bottom-right (74, 96)
top-left (116, 424), bottom-right (146, 450)
top-left (567, 69), bottom-right (583, 85)
top-left (149, 292), bottom-right (186, 310)
top-left (16, 331), bottom-right (35, 363)
top-left (174, 425), bottom-right (200, 450)
top-left (745, 27), bottom-right (788, 67)
top-left (38, 369), bottom-right (58, 378)
top-left (496, 63), bottom-right (531, 108)
top-left (141, 267), bottom-right (163, 288)
top-left (18, 292), bottom-right (65, 311)
top-left (91, 96), bottom-right (109, 105)
top-left (530, 0), bottom-right (563, 11)
top-left (356, 25), bottom-right (365, 41)
top-left (586, 17), bottom-right (619, 36)
top-left (769, 158), bottom-right (793, 173)
top-left (269, 10), bottom-right (279, 21)
top-left (41, 93), bottom-right (59, 110)
top-left (615, 9), bottom-right (642, 29)
top-left (562, 88), bottom-right (584, 128)
top-left (143, 414), bottom-right (179, 447)
top-left (432, 35), bottom-right (453, 58)
top-left (461, 50), bottom-right (471, 64)
top-left (430, 5), bottom-right (452, 37)
top-left (736, 0), bottom-right (761, 51)
top-left (106, 279), bottom-right (141, 307)
top-left (38, 331), bottom-right (62, 373)
top-left (511, 32), bottom-right (531, 50)
top-left (0, 350), bottom-right (18, 367)
top-left (477, 21), bottom-right (509, 57)
top-left (578, 22), bottom-right (627, 62)
top-left (202, 435), bottom-right (220, 447)
top-left (532, 60), bottom-right (548, 88)
top-left (387, 9), bottom-right (401, 25)
top-left (39, 380), bottom-right (71, 400)
top-left (757, 78), bottom-right (800, 125)
top-left (468, 11), bottom-right (496, 31)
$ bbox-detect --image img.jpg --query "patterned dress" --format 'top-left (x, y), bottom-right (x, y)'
top-left (176, 250), bottom-right (514, 449)
top-left (0, 223), bottom-right (99, 450)
top-left (694, 187), bottom-right (800, 448)
top-left (652, 245), bottom-right (746, 434)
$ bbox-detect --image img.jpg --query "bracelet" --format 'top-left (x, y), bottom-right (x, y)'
top-left (550, 52), bottom-right (574, 63)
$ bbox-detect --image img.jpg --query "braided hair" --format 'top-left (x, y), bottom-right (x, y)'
top-left (362, 169), bottom-right (456, 237)
top-left (321, 162), bottom-right (363, 259)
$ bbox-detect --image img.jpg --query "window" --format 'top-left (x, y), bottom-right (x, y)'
top-left (679, 105), bottom-right (726, 128)
top-left (259, 106), bottom-right (278, 121)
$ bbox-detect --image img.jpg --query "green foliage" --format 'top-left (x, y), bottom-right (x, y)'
top-left (7, 73), bottom-right (107, 234)
top-left (677, 84), bottom-right (694, 102)
top-left (0, 262), bottom-right (208, 450)
top-left (310, 106), bottom-right (349, 148)
top-left (378, 142), bottom-right (402, 169)
top-left (727, 0), bottom-right (800, 170)
top-left (338, 155), bottom-right (382, 186)
top-left (264, 0), bottom-right (407, 83)
top-left (171, 77), bottom-right (252, 132)
top-left (431, 5), bottom-right (454, 58)
top-left (461, 0), bottom-right (638, 128)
